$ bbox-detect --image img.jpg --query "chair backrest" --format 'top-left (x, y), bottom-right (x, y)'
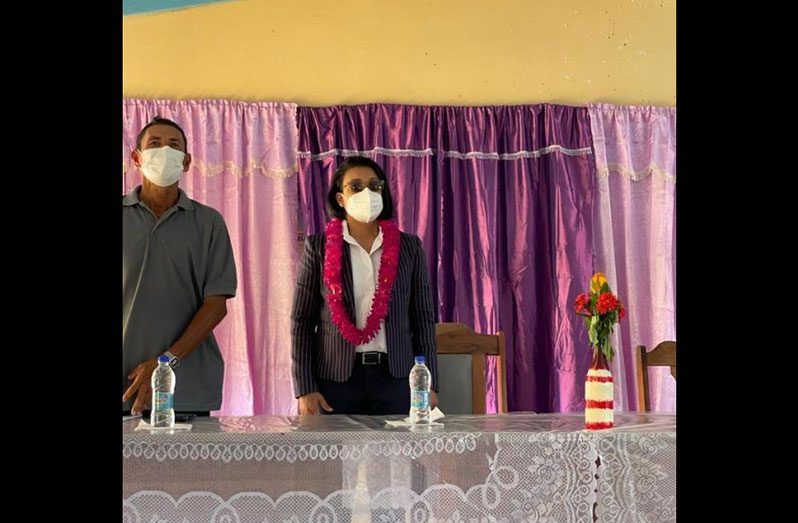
top-left (435, 323), bottom-right (508, 414)
top-left (635, 341), bottom-right (676, 411)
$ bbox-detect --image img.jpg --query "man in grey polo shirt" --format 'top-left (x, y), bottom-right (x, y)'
top-left (123, 116), bottom-right (237, 416)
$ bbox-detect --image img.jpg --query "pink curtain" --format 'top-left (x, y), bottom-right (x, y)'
top-left (588, 102), bottom-right (676, 412)
top-left (123, 99), bottom-right (299, 415)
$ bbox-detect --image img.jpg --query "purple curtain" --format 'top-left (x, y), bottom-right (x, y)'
top-left (588, 103), bottom-right (677, 412)
top-left (298, 104), bottom-right (596, 412)
top-left (123, 99), bottom-right (299, 415)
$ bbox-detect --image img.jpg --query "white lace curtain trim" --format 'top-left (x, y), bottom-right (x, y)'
top-left (597, 162), bottom-right (676, 183)
top-left (123, 159), bottom-right (298, 179)
top-left (297, 144), bottom-right (593, 161)
top-left (587, 102), bottom-right (676, 184)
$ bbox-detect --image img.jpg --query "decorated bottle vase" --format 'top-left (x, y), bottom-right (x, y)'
top-left (585, 349), bottom-right (614, 429)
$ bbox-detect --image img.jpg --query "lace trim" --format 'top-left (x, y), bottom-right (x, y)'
top-left (122, 433), bottom-right (481, 462)
top-left (122, 160), bottom-right (298, 179)
top-left (596, 163), bottom-right (676, 183)
top-left (594, 432), bottom-right (676, 522)
top-left (298, 147), bottom-right (434, 160)
top-left (298, 145), bottom-right (593, 161)
top-left (445, 144), bottom-right (592, 160)
top-left (124, 433), bottom-right (600, 521)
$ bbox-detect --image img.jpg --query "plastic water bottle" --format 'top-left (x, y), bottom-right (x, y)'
top-left (151, 355), bottom-right (175, 428)
top-left (409, 355), bottom-right (431, 424)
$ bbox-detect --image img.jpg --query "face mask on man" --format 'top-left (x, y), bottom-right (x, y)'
top-left (345, 188), bottom-right (383, 223)
top-left (138, 146), bottom-right (186, 187)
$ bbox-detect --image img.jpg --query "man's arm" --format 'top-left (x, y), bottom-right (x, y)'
top-left (123, 295), bottom-right (230, 414)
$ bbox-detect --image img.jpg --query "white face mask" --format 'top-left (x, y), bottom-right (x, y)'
top-left (345, 189), bottom-right (383, 223)
top-left (138, 146), bottom-right (186, 187)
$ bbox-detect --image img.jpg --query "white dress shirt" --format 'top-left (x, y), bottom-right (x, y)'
top-left (342, 221), bottom-right (388, 353)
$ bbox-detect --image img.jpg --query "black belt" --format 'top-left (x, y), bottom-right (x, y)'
top-left (356, 351), bottom-right (386, 365)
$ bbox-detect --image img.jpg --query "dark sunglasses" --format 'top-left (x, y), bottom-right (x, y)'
top-left (341, 179), bottom-right (385, 194)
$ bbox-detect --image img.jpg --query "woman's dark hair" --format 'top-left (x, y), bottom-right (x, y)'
top-left (326, 156), bottom-right (394, 220)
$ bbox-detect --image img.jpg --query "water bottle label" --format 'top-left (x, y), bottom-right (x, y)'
top-left (411, 390), bottom-right (429, 410)
top-left (154, 391), bottom-right (173, 411)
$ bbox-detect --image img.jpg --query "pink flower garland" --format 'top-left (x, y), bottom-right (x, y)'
top-left (323, 219), bottom-right (401, 346)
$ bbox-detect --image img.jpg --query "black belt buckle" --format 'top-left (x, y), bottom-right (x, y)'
top-left (361, 352), bottom-right (382, 365)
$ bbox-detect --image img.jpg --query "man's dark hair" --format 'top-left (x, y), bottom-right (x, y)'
top-left (135, 116), bottom-right (188, 152)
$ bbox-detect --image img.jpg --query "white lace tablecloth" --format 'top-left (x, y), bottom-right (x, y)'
top-left (123, 412), bottom-right (675, 522)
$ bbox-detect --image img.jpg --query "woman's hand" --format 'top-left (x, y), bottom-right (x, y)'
top-left (298, 392), bottom-right (334, 415)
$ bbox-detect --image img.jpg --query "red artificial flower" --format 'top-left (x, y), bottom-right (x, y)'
top-left (578, 272), bottom-right (626, 362)
top-left (574, 293), bottom-right (592, 315)
top-left (596, 292), bottom-right (619, 315)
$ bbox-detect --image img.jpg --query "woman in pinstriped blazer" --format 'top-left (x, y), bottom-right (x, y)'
top-left (291, 156), bottom-right (439, 415)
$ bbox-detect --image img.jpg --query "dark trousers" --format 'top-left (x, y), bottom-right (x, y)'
top-left (317, 353), bottom-right (410, 415)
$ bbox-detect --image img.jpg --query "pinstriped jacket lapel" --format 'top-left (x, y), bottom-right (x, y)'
top-left (340, 242), bottom-right (357, 324)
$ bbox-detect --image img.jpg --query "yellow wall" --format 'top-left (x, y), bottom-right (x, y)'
top-left (123, 0), bottom-right (675, 107)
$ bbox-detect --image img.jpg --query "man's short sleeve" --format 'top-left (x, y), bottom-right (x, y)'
top-left (203, 211), bottom-right (237, 299)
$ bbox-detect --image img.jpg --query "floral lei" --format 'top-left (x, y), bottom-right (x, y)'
top-left (323, 219), bottom-right (400, 346)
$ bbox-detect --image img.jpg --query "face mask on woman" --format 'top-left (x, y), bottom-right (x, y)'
top-left (345, 188), bottom-right (383, 223)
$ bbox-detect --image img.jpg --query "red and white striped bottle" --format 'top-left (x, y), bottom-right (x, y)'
top-left (585, 350), bottom-right (614, 429)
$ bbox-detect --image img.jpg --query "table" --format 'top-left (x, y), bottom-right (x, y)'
top-left (123, 412), bottom-right (675, 522)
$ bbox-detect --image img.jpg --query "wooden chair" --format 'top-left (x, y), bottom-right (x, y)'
top-left (635, 341), bottom-right (676, 411)
top-left (435, 323), bottom-right (508, 414)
